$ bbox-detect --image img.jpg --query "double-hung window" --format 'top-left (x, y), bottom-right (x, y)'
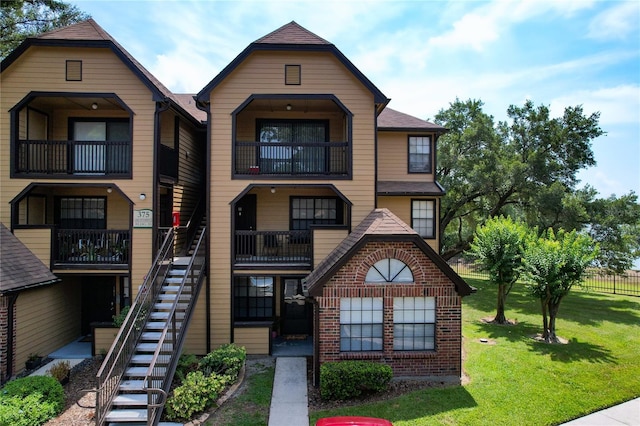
top-left (340, 297), bottom-right (383, 351)
top-left (408, 136), bottom-right (432, 173)
top-left (393, 297), bottom-right (436, 350)
top-left (233, 276), bottom-right (274, 321)
top-left (411, 199), bottom-right (436, 238)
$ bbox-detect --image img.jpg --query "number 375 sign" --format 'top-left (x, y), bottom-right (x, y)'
top-left (133, 209), bottom-right (153, 228)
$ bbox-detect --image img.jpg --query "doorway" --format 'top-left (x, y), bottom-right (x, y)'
top-left (235, 194), bottom-right (256, 256)
top-left (81, 276), bottom-right (115, 335)
top-left (281, 278), bottom-right (312, 336)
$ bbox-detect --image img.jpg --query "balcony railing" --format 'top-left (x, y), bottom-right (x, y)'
top-left (158, 144), bottom-right (178, 179)
top-left (234, 230), bottom-right (312, 266)
top-left (15, 139), bottom-right (131, 176)
top-left (53, 229), bottom-right (130, 266)
top-left (234, 141), bottom-right (349, 176)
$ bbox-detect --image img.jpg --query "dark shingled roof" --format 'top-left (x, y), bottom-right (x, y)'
top-left (305, 209), bottom-right (473, 297)
top-left (378, 108), bottom-right (446, 132)
top-left (0, 224), bottom-right (60, 294)
top-left (377, 181), bottom-right (446, 196)
top-left (255, 21), bottom-right (331, 45)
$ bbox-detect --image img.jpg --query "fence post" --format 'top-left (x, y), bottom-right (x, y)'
top-left (613, 274), bottom-right (616, 295)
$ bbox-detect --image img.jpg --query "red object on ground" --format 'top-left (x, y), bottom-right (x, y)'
top-left (316, 416), bottom-right (393, 426)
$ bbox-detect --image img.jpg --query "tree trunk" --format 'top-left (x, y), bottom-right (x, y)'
top-left (540, 297), bottom-right (549, 341)
top-left (547, 298), bottom-right (563, 343)
top-left (494, 284), bottom-right (507, 324)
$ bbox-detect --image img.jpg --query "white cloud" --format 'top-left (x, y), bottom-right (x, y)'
top-left (588, 1), bottom-right (640, 40)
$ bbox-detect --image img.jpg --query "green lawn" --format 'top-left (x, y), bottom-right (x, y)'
top-left (310, 279), bottom-right (640, 425)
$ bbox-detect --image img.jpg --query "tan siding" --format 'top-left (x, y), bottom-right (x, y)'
top-left (93, 326), bottom-right (119, 356)
top-left (313, 228), bottom-right (349, 267)
top-left (14, 280), bottom-right (80, 374)
top-left (14, 228), bottom-right (52, 266)
top-left (183, 278), bottom-right (208, 355)
top-left (233, 327), bottom-right (270, 355)
top-left (378, 132), bottom-right (436, 182)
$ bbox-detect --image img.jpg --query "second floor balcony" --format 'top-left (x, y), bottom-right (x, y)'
top-left (235, 230), bottom-right (312, 267)
top-left (54, 228), bottom-right (130, 268)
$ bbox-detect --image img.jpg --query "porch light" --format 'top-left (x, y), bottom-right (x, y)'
top-left (286, 104), bottom-right (292, 111)
top-left (106, 187), bottom-right (112, 194)
top-left (139, 193), bottom-right (146, 200)
top-left (271, 186), bottom-right (276, 194)
top-left (91, 102), bottom-right (98, 110)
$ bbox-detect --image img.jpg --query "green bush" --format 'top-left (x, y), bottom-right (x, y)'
top-left (320, 361), bottom-right (393, 400)
top-left (164, 371), bottom-right (230, 421)
top-left (0, 376), bottom-right (64, 425)
top-left (0, 376), bottom-right (64, 413)
top-left (199, 344), bottom-right (246, 380)
top-left (174, 353), bottom-right (199, 385)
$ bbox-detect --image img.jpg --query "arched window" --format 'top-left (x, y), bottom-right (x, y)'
top-left (365, 258), bottom-right (413, 283)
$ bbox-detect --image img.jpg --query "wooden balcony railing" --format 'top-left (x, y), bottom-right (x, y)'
top-left (53, 229), bottom-right (130, 266)
top-left (234, 230), bottom-right (312, 266)
top-left (15, 139), bottom-right (131, 176)
top-left (234, 141), bottom-right (349, 176)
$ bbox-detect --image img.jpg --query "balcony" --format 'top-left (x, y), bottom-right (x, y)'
top-left (234, 230), bottom-right (312, 267)
top-left (234, 141), bottom-right (349, 177)
top-left (53, 229), bottom-right (130, 268)
top-left (14, 140), bottom-right (131, 177)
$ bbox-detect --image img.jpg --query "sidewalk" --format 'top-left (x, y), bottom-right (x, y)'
top-left (268, 357), bottom-right (309, 426)
top-left (561, 397), bottom-right (639, 426)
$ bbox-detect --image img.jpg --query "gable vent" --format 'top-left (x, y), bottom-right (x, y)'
top-left (66, 60), bottom-right (82, 81)
top-left (285, 64), bottom-right (301, 85)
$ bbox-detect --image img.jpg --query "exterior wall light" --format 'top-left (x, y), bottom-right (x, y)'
top-left (139, 193), bottom-right (146, 200)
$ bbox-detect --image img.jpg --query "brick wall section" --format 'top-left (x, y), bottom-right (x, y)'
top-left (317, 241), bottom-right (462, 379)
top-left (0, 295), bottom-right (10, 384)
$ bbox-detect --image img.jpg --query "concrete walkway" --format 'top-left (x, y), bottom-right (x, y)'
top-left (561, 397), bottom-right (639, 426)
top-left (268, 357), bottom-right (309, 426)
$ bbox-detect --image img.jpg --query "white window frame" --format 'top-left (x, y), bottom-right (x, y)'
top-left (393, 297), bottom-right (436, 351)
top-left (340, 297), bottom-right (383, 352)
top-left (412, 199), bottom-right (436, 239)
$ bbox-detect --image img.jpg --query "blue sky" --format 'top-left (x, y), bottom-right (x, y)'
top-left (71, 0), bottom-right (639, 198)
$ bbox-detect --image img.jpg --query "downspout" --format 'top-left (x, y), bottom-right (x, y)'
top-left (153, 100), bottom-right (171, 255)
top-left (196, 98), bottom-right (212, 353)
top-left (5, 293), bottom-right (19, 381)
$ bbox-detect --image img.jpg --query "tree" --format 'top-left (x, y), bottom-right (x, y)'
top-left (435, 99), bottom-right (604, 261)
top-left (467, 216), bottom-right (530, 324)
top-left (522, 229), bottom-right (597, 343)
top-left (1, 0), bottom-right (89, 60)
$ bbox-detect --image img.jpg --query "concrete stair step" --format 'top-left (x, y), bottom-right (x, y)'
top-left (112, 393), bottom-right (147, 406)
top-left (105, 408), bottom-right (147, 422)
top-left (119, 379), bottom-right (145, 392)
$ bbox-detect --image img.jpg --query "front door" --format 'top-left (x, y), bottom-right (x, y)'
top-left (81, 276), bottom-right (115, 335)
top-left (235, 194), bottom-right (257, 256)
top-left (281, 278), bottom-right (312, 336)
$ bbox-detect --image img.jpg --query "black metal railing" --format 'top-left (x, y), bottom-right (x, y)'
top-left (234, 141), bottom-right (349, 176)
top-left (235, 230), bottom-right (312, 265)
top-left (15, 139), bottom-right (131, 175)
top-left (53, 229), bottom-right (130, 266)
top-left (158, 144), bottom-right (178, 179)
top-left (95, 229), bottom-right (175, 426)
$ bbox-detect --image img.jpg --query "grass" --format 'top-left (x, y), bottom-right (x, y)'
top-left (205, 361), bottom-right (275, 426)
top-left (309, 279), bottom-right (640, 425)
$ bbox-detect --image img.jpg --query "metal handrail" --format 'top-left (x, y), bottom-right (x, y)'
top-left (94, 228), bottom-right (175, 426)
top-left (145, 227), bottom-right (207, 425)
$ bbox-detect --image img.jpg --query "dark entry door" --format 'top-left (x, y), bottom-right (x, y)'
top-left (235, 194), bottom-right (257, 256)
top-left (81, 276), bottom-right (115, 335)
top-left (281, 278), bottom-right (312, 335)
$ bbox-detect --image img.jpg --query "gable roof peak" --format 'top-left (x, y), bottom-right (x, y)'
top-left (254, 20), bottom-right (331, 45)
top-left (36, 18), bottom-right (111, 41)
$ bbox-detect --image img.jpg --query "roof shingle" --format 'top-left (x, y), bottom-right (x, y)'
top-left (0, 224), bottom-right (60, 294)
top-left (378, 108), bottom-right (446, 131)
top-left (255, 21), bottom-right (331, 45)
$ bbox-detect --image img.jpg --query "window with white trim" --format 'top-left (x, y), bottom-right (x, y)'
top-left (412, 199), bottom-right (436, 238)
top-left (393, 297), bottom-right (436, 350)
top-left (340, 297), bottom-right (383, 351)
top-left (365, 258), bottom-right (413, 283)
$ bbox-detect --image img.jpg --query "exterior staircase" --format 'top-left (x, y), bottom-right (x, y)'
top-left (95, 226), bottom-right (206, 426)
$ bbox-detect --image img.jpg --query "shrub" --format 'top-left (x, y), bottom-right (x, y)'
top-left (112, 305), bottom-right (130, 327)
top-left (0, 376), bottom-right (64, 425)
top-left (47, 361), bottom-right (71, 383)
top-left (0, 393), bottom-right (60, 426)
top-left (320, 361), bottom-right (393, 400)
top-left (174, 353), bottom-right (199, 385)
top-left (164, 371), bottom-right (230, 421)
top-left (0, 376), bottom-right (64, 414)
top-left (199, 344), bottom-right (246, 380)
